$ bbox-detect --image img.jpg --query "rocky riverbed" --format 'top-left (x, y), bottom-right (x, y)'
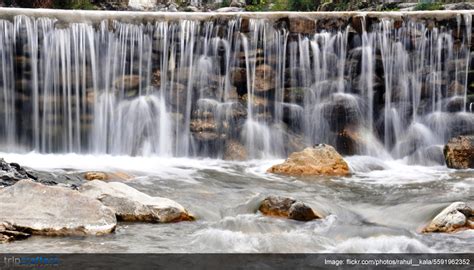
top-left (0, 151), bottom-right (472, 252)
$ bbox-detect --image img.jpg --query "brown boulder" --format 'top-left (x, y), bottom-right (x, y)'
top-left (267, 145), bottom-right (350, 176)
top-left (259, 195), bottom-right (321, 222)
top-left (444, 136), bottom-right (474, 169)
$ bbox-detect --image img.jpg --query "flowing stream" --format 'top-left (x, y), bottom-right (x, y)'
top-left (0, 153), bottom-right (473, 253)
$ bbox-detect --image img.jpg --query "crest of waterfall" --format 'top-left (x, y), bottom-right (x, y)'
top-left (0, 13), bottom-right (472, 163)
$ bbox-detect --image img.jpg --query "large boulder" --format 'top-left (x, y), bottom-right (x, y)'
top-left (444, 136), bottom-right (474, 169)
top-left (79, 180), bottom-right (194, 223)
top-left (259, 195), bottom-right (321, 221)
top-left (423, 202), bottom-right (474, 233)
top-left (267, 145), bottom-right (350, 176)
top-left (0, 180), bottom-right (117, 236)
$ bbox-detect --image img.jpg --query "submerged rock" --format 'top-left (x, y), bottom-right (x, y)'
top-left (259, 195), bottom-right (321, 221)
top-left (267, 145), bottom-right (350, 176)
top-left (423, 202), bottom-right (474, 233)
top-left (444, 136), bottom-right (474, 169)
top-left (79, 180), bottom-right (194, 223)
top-left (0, 180), bottom-right (116, 236)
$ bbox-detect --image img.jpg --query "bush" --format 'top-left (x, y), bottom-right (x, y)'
top-left (54, 0), bottom-right (96, 10)
top-left (288, 0), bottom-right (317, 11)
top-left (414, 1), bottom-right (444, 11)
top-left (245, 0), bottom-right (269, 11)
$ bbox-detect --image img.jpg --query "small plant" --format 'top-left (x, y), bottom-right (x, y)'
top-left (245, 0), bottom-right (269, 12)
top-left (220, 0), bottom-right (231, 8)
top-left (414, 1), bottom-right (444, 11)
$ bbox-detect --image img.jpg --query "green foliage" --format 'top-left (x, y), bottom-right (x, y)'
top-left (288, 0), bottom-right (317, 11)
top-left (414, 1), bottom-right (444, 11)
top-left (221, 0), bottom-right (231, 8)
top-left (377, 2), bottom-right (400, 12)
top-left (53, 0), bottom-right (96, 10)
top-left (270, 0), bottom-right (289, 11)
top-left (245, 0), bottom-right (269, 11)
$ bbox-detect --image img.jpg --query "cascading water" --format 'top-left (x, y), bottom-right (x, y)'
top-left (0, 11), bottom-right (472, 162)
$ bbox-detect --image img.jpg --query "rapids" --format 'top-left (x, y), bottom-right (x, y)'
top-left (0, 153), bottom-right (472, 253)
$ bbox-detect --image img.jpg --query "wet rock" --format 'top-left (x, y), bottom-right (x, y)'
top-left (114, 75), bottom-right (142, 90)
top-left (152, 69), bottom-right (161, 87)
top-left (1, 158), bottom-right (33, 186)
top-left (231, 67), bottom-right (247, 85)
top-left (259, 195), bottom-right (321, 221)
top-left (0, 180), bottom-right (117, 235)
top-left (254, 64), bottom-right (275, 92)
top-left (336, 128), bottom-right (361, 156)
top-left (84, 171), bottom-right (108, 181)
top-left (0, 222), bottom-right (30, 243)
top-left (267, 145), bottom-right (350, 176)
top-left (284, 87), bottom-right (306, 104)
top-left (444, 136), bottom-right (474, 169)
top-left (79, 180), bottom-right (193, 223)
top-left (83, 171), bottom-right (132, 181)
top-left (289, 17), bottom-right (316, 35)
top-left (423, 202), bottom-right (474, 233)
top-left (241, 93), bottom-right (269, 109)
top-left (448, 81), bottom-right (464, 96)
top-left (0, 158), bottom-right (50, 187)
top-left (224, 139), bottom-right (248, 161)
top-left (322, 93), bottom-right (363, 133)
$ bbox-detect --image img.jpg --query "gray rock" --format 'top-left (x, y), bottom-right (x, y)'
top-left (215, 7), bottom-right (244, 12)
top-left (0, 180), bottom-right (116, 236)
top-left (79, 180), bottom-right (194, 223)
top-left (423, 202), bottom-right (474, 233)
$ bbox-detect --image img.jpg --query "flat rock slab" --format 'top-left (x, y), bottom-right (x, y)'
top-left (79, 180), bottom-right (194, 223)
top-left (423, 202), bottom-right (474, 233)
top-left (259, 195), bottom-right (322, 221)
top-left (267, 145), bottom-right (350, 176)
top-left (0, 180), bottom-right (117, 236)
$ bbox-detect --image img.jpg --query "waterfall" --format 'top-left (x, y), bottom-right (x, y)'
top-left (0, 11), bottom-right (472, 163)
